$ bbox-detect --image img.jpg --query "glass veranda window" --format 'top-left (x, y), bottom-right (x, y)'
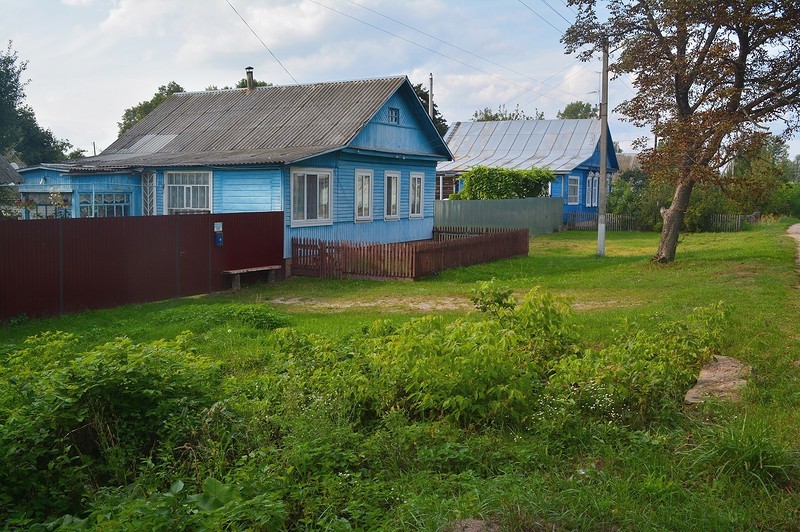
top-left (166, 172), bottom-right (210, 214)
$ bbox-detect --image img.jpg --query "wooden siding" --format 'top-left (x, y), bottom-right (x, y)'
top-left (281, 151), bottom-right (439, 258)
top-left (213, 168), bottom-right (282, 213)
top-left (350, 91), bottom-right (440, 155)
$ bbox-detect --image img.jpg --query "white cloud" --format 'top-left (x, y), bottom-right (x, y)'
top-left (99, 0), bottom-right (181, 38)
top-left (4, 0), bottom-right (798, 156)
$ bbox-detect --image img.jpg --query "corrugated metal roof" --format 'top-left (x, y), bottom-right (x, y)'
top-left (437, 119), bottom-right (603, 174)
top-left (0, 155), bottom-right (23, 184)
top-left (74, 76), bottom-right (439, 169)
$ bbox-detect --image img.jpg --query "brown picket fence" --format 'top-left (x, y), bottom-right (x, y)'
top-left (291, 226), bottom-right (529, 280)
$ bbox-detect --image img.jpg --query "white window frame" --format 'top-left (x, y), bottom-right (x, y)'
top-left (593, 174), bottom-right (600, 207)
top-left (384, 171), bottom-right (400, 220)
top-left (165, 171), bottom-right (212, 215)
top-left (585, 172), bottom-right (600, 207)
top-left (567, 175), bottom-right (579, 205)
top-left (355, 169), bottom-right (373, 222)
top-left (409, 171), bottom-right (423, 219)
top-left (388, 107), bottom-right (400, 123)
top-left (79, 192), bottom-right (131, 218)
top-left (291, 167), bottom-right (333, 227)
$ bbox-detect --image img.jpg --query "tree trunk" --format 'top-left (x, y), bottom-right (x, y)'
top-left (652, 180), bottom-right (694, 263)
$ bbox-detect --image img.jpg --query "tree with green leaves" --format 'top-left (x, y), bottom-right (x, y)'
top-left (450, 165), bottom-right (554, 200)
top-left (117, 81), bottom-right (185, 135)
top-left (564, 0), bottom-right (800, 262)
top-left (412, 83), bottom-right (448, 137)
top-left (205, 77), bottom-right (272, 91)
top-left (471, 104), bottom-right (543, 122)
top-left (557, 100), bottom-right (598, 119)
top-left (0, 41), bottom-right (75, 165)
top-left (0, 41), bottom-right (27, 155)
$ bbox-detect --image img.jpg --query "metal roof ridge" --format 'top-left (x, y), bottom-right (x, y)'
top-left (175, 75), bottom-right (408, 96)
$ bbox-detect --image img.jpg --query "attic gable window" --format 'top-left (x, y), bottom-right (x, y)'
top-left (292, 168), bottom-right (332, 226)
top-left (388, 107), bottom-right (400, 123)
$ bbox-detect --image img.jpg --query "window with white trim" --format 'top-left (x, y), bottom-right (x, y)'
top-left (388, 107), bottom-right (399, 123)
top-left (385, 171), bottom-right (399, 219)
top-left (409, 172), bottom-right (423, 218)
top-left (292, 168), bottom-right (332, 225)
top-left (79, 192), bottom-right (131, 218)
top-left (166, 171), bottom-right (211, 214)
top-left (355, 169), bottom-right (372, 221)
top-left (567, 175), bottom-right (579, 205)
top-left (586, 171), bottom-right (600, 207)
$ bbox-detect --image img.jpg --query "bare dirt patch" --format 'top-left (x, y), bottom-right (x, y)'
top-left (684, 355), bottom-right (750, 405)
top-left (788, 223), bottom-right (800, 267)
top-left (270, 295), bottom-right (473, 313)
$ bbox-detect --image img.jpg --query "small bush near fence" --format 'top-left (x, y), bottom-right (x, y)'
top-left (291, 227), bottom-right (529, 280)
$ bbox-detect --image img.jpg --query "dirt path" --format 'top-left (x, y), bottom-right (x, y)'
top-left (788, 223), bottom-right (800, 265)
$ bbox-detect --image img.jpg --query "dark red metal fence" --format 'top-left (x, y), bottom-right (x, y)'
top-left (291, 227), bottom-right (529, 280)
top-left (0, 212), bottom-right (283, 321)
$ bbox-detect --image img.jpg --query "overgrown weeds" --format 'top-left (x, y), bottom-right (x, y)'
top-left (1, 223), bottom-right (798, 528)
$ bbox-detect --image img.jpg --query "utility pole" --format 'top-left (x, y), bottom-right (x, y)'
top-left (597, 36), bottom-right (609, 257)
top-left (428, 72), bottom-right (434, 119)
top-left (430, 73), bottom-right (444, 200)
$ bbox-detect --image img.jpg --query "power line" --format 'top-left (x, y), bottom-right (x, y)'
top-left (307, 0), bottom-right (578, 106)
top-left (341, 0), bottom-right (590, 104)
top-left (344, 0), bottom-right (543, 86)
top-left (225, 0), bottom-right (299, 84)
top-left (539, 0), bottom-right (573, 25)
top-left (517, 0), bottom-right (566, 34)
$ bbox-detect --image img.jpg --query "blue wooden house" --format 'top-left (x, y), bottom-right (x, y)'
top-left (436, 119), bottom-right (619, 221)
top-left (17, 74), bottom-right (452, 261)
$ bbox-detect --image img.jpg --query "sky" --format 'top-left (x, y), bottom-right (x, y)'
top-left (3, 0), bottom-right (798, 159)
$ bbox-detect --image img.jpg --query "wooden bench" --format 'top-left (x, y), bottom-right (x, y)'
top-left (223, 265), bottom-right (282, 290)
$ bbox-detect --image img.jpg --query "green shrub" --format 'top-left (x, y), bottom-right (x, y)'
top-left (0, 333), bottom-right (222, 520)
top-left (365, 287), bottom-right (575, 426)
top-left (79, 477), bottom-right (285, 530)
top-left (451, 165), bottom-right (554, 200)
top-left (547, 303), bottom-right (726, 426)
top-left (767, 181), bottom-right (800, 217)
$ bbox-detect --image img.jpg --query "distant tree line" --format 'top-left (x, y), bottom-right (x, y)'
top-left (608, 136), bottom-right (800, 231)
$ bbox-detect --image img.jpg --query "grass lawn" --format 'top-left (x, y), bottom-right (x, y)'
top-left (1, 220), bottom-right (798, 529)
